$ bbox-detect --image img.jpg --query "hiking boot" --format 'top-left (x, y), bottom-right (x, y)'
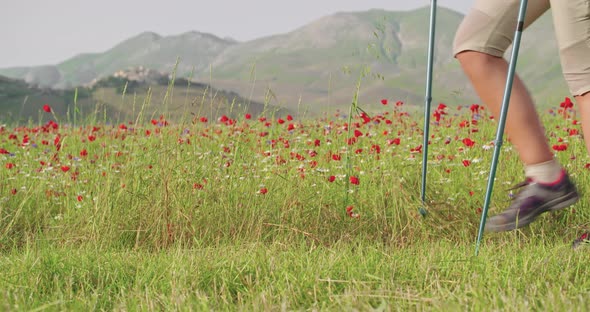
top-left (485, 171), bottom-right (579, 232)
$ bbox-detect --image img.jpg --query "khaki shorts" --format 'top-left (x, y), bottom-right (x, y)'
top-left (453, 0), bottom-right (590, 96)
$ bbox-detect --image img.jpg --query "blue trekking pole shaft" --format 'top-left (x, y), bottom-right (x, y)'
top-left (475, 0), bottom-right (528, 255)
top-left (420, 0), bottom-right (437, 216)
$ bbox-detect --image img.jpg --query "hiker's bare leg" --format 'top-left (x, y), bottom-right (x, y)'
top-left (456, 51), bottom-right (554, 165)
top-left (575, 93), bottom-right (590, 153)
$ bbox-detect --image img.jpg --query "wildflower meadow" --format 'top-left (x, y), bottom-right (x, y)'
top-left (1, 86), bottom-right (590, 310)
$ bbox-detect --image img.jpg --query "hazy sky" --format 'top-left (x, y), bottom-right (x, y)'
top-left (1, 0), bottom-right (472, 68)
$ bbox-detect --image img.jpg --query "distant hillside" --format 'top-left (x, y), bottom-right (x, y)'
top-left (0, 31), bottom-right (235, 89)
top-left (0, 7), bottom-right (569, 114)
top-left (0, 75), bottom-right (85, 122)
top-left (206, 7), bottom-right (465, 111)
top-left (0, 72), bottom-right (289, 124)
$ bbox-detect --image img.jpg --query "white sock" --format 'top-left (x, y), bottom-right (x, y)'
top-left (524, 159), bottom-right (563, 184)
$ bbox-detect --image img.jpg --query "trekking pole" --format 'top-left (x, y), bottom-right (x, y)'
top-left (420, 0), bottom-right (437, 217)
top-left (475, 0), bottom-right (529, 255)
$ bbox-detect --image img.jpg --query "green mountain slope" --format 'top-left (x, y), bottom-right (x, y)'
top-left (205, 7), bottom-right (466, 111)
top-left (0, 74), bottom-right (289, 124)
top-left (0, 31), bottom-right (236, 89)
top-left (0, 75), bottom-right (84, 122)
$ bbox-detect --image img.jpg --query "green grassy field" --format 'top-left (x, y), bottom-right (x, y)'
top-left (1, 91), bottom-right (590, 310)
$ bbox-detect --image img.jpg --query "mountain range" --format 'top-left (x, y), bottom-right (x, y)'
top-left (0, 6), bottom-right (569, 118)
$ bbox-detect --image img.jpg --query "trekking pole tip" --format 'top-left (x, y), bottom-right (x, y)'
top-left (419, 207), bottom-right (428, 217)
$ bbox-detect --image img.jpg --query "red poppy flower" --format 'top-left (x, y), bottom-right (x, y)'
top-left (43, 104), bottom-right (52, 113)
top-left (410, 145), bottom-right (423, 153)
top-left (462, 138), bottom-right (475, 147)
top-left (560, 97), bottom-right (573, 109)
top-left (259, 187), bottom-right (268, 195)
top-left (328, 175), bottom-right (336, 182)
top-left (349, 176), bottom-right (360, 185)
top-left (381, 99), bottom-right (388, 105)
top-left (245, 113), bottom-right (252, 120)
top-left (360, 113), bottom-right (371, 124)
top-left (388, 138), bottom-right (401, 145)
top-left (47, 120), bottom-right (58, 129)
top-left (462, 160), bottom-right (471, 167)
top-left (61, 165), bottom-right (70, 172)
top-left (370, 144), bottom-right (381, 154)
top-left (346, 205), bottom-right (360, 218)
top-left (433, 111), bottom-right (442, 122)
